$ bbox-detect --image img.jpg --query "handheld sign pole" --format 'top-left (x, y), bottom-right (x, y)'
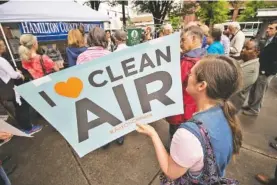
top-left (0, 23), bottom-right (17, 68)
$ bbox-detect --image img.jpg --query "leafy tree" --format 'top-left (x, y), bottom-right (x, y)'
top-left (84, 0), bottom-right (118, 11)
top-left (196, 0), bottom-right (229, 27)
top-left (169, 15), bottom-right (181, 30)
top-left (170, 1), bottom-right (198, 17)
top-left (238, 0), bottom-right (277, 21)
top-left (167, 1), bottom-right (198, 29)
top-left (84, 0), bottom-right (102, 10)
top-left (229, 0), bottom-right (245, 21)
top-left (133, 0), bottom-right (174, 26)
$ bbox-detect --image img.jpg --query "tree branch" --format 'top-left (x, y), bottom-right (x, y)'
top-left (133, 0), bottom-right (173, 25)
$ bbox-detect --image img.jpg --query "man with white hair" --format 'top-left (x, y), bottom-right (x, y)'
top-left (214, 24), bottom-right (230, 55)
top-left (228, 22), bottom-right (245, 59)
top-left (163, 23), bottom-right (173, 36)
top-left (166, 26), bottom-right (206, 147)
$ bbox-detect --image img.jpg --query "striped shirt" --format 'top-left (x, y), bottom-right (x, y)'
top-left (76, 46), bottom-right (111, 65)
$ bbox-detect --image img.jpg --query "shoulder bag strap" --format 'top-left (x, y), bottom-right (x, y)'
top-left (230, 30), bottom-right (240, 42)
top-left (187, 119), bottom-right (223, 180)
top-left (39, 55), bottom-right (47, 75)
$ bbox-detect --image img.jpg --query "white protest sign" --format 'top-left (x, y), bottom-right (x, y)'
top-left (0, 120), bottom-right (32, 137)
top-left (15, 33), bottom-right (183, 157)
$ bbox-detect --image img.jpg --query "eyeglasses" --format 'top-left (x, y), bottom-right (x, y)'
top-left (244, 47), bottom-right (254, 51)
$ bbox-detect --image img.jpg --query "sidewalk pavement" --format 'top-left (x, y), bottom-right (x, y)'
top-left (1, 77), bottom-right (277, 185)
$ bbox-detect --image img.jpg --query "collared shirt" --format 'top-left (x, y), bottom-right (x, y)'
top-left (240, 58), bottom-right (260, 89)
top-left (265, 37), bottom-right (274, 47)
top-left (0, 56), bottom-right (21, 83)
top-left (221, 35), bottom-right (230, 55)
top-left (230, 30), bottom-right (245, 57)
top-left (115, 44), bottom-right (128, 51)
top-left (76, 46), bottom-right (111, 65)
top-left (207, 41), bottom-right (224, 55)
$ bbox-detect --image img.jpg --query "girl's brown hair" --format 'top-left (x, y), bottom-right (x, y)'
top-left (67, 29), bottom-right (85, 47)
top-left (194, 55), bottom-right (243, 155)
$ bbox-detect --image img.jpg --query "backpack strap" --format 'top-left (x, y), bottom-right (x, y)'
top-left (179, 119), bottom-right (206, 154)
top-left (179, 119), bottom-right (222, 177)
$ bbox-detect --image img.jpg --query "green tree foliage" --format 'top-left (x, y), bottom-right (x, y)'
top-left (170, 1), bottom-right (198, 17)
top-left (229, 0), bottom-right (245, 21)
top-left (133, 0), bottom-right (174, 26)
top-left (169, 15), bottom-right (181, 30)
top-left (238, 0), bottom-right (277, 21)
top-left (168, 1), bottom-right (198, 30)
top-left (196, 1), bottom-right (229, 26)
top-left (84, 0), bottom-right (119, 11)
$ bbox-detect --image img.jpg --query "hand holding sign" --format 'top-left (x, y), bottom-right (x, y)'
top-left (0, 132), bottom-right (13, 140)
top-left (136, 124), bottom-right (157, 138)
top-left (15, 33), bottom-right (182, 157)
top-left (0, 120), bottom-right (32, 138)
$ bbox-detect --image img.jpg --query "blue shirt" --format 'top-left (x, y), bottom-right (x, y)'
top-left (180, 106), bottom-right (233, 177)
top-left (207, 41), bottom-right (224, 55)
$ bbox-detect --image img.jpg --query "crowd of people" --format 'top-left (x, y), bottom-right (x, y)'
top-left (0, 20), bottom-right (276, 184)
top-left (0, 26), bottom-right (131, 185)
top-left (137, 21), bottom-right (277, 184)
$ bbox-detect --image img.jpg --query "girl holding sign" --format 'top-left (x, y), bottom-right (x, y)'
top-left (137, 55), bottom-right (242, 184)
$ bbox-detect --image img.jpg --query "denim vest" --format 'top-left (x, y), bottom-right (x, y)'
top-left (180, 105), bottom-right (233, 177)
